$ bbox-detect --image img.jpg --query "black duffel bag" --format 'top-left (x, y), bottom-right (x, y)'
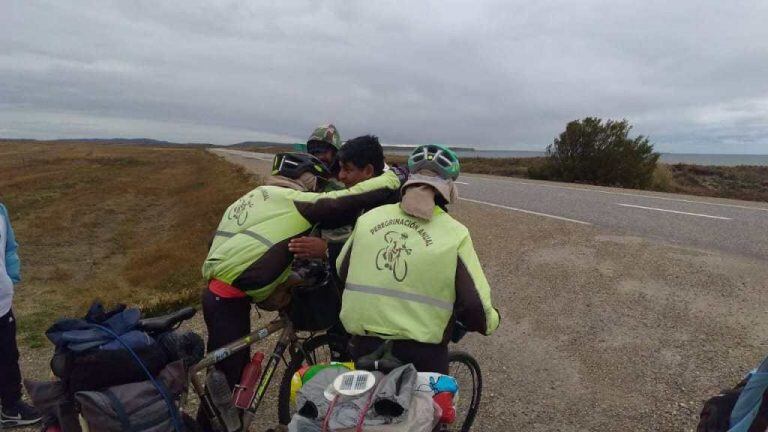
top-left (289, 276), bottom-right (341, 331)
top-left (52, 342), bottom-right (169, 393)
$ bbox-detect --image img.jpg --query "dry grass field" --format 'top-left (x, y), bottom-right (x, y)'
top-left (0, 141), bottom-right (258, 347)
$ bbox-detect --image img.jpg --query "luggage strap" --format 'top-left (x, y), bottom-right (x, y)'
top-left (90, 323), bottom-right (183, 432)
top-left (105, 390), bottom-right (133, 432)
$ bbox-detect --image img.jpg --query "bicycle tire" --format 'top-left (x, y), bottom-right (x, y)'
top-left (276, 333), bottom-right (348, 425)
top-left (447, 350), bottom-right (483, 432)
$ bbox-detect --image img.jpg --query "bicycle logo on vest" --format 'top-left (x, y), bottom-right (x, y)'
top-left (228, 195), bottom-right (254, 226)
top-left (375, 231), bottom-right (412, 282)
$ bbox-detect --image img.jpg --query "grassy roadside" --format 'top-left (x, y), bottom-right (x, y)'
top-left (0, 141), bottom-right (258, 347)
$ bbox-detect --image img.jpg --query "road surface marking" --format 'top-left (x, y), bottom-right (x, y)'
top-left (617, 204), bottom-right (732, 220)
top-left (466, 176), bottom-right (768, 212)
top-left (455, 181), bottom-right (469, 185)
top-left (461, 198), bottom-right (592, 225)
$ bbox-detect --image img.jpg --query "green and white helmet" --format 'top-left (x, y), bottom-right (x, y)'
top-left (407, 144), bottom-right (461, 180)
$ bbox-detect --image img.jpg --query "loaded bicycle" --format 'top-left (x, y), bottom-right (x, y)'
top-left (144, 264), bottom-right (482, 432)
top-left (141, 308), bottom-right (481, 432)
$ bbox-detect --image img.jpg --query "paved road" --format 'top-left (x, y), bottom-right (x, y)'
top-left (215, 148), bottom-right (768, 260)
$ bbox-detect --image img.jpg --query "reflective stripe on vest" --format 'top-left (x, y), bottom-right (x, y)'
top-left (340, 203), bottom-right (468, 344)
top-left (215, 230), bottom-right (273, 248)
top-left (345, 283), bottom-right (452, 311)
top-left (203, 186), bottom-right (311, 288)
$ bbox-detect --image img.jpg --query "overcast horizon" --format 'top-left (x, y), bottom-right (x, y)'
top-left (2, 1), bottom-right (767, 154)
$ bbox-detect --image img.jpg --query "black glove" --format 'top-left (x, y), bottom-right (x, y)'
top-left (389, 164), bottom-right (409, 185)
top-left (451, 321), bottom-right (468, 343)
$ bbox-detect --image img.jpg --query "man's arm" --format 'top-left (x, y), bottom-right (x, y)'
top-left (1, 204), bottom-right (20, 283)
top-left (293, 171), bottom-right (401, 229)
top-left (335, 232), bottom-right (356, 287)
top-left (454, 234), bottom-right (500, 335)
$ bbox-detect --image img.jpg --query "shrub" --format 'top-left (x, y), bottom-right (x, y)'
top-left (542, 117), bottom-right (660, 188)
top-left (650, 165), bottom-right (674, 192)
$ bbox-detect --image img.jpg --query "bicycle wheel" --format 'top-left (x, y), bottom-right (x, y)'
top-left (447, 351), bottom-right (483, 432)
top-left (276, 333), bottom-right (348, 425)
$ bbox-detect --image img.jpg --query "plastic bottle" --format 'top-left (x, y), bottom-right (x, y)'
top-left (206, 369), bottom-right (242, 432)
top-left (233, 352), bottom-right (264, 409)
top-left (433, 392), bottom-right (456, 424)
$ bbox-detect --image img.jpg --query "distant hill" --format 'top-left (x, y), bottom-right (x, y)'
top-left (0, 138), bottom-right (215, 148)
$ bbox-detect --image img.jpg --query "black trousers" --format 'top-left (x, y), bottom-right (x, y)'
top-left (349, 335), bottom-right (449, 374)
top-left (0, 309), bottom-right (22, 407)
top-left (197, 289), bottom-right (251, 430)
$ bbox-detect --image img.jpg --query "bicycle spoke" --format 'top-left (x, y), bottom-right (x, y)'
top-left (448, 360), bottom-right (476, 431)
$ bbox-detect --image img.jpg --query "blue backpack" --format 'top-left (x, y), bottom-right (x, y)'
top-left (729, 355), bottom-right (768, 431)
top-left (698, 354), bottom-right (768, 432)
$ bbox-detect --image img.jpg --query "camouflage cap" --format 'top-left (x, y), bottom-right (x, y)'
top-left (307, 124), bottom-right (342, 150)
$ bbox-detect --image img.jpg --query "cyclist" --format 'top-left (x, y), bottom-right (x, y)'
top-left (288, 135), bottom-right (387, 262)
top-left (335, 145), bottom-right (501, 374)
top-left (199, 152), bottom-right (405, 422)
top-left (288, 135), bottom-right (389, 360)
top-left (306, 124), bottom-right (343, 189)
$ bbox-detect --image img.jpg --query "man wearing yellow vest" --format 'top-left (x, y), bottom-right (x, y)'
top-left (200, 152), bottom-right (405, 397)
top-left (336, 144), bottom-right (500, 373)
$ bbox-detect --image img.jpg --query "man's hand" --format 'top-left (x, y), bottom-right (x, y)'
top-left (288, 236), bottom-right (329, 260)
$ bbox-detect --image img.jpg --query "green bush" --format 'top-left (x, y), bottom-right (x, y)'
top-left (542, 117), bottom-right (660, 188)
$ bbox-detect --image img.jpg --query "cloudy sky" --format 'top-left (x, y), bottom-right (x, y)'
top-left (1, 1), bottom-right (767, 153)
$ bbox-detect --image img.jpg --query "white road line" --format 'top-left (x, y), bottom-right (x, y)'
top-left (617, 203), bottom-right (733, 220)
top-left (455, 181), bottom-right (469, 185)
top-left (466, 176), bottom-right (768, 212)
top-left (460, 198), bottom-right (592, 225)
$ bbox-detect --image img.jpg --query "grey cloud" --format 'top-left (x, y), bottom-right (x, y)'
top-left (1, 0), bottom-right (767, 153)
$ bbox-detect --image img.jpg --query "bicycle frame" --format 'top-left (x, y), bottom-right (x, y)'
top-left (188, 314), bottom-right (297, 431)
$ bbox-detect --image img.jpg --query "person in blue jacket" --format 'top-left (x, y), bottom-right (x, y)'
top-left (0, 203), bottom-right (41, 427)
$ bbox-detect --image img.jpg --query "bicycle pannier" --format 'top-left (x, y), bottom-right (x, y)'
top-left (289, 278), bottom-right (341, 331)
top-left (75, 361), bottom-right (186, 432)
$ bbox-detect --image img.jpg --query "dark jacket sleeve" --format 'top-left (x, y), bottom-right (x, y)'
top-left (335, 234), bottom-right (355, 287)
top-left (453, 235), bottom-right (500, 335)
top-left (292, 171), bottom-right (401, 229)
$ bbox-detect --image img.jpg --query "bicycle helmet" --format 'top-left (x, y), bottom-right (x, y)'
top-left (407, 144), bottom-right (461, 180)
top-left (272, 152), bottom-right (331, 180)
